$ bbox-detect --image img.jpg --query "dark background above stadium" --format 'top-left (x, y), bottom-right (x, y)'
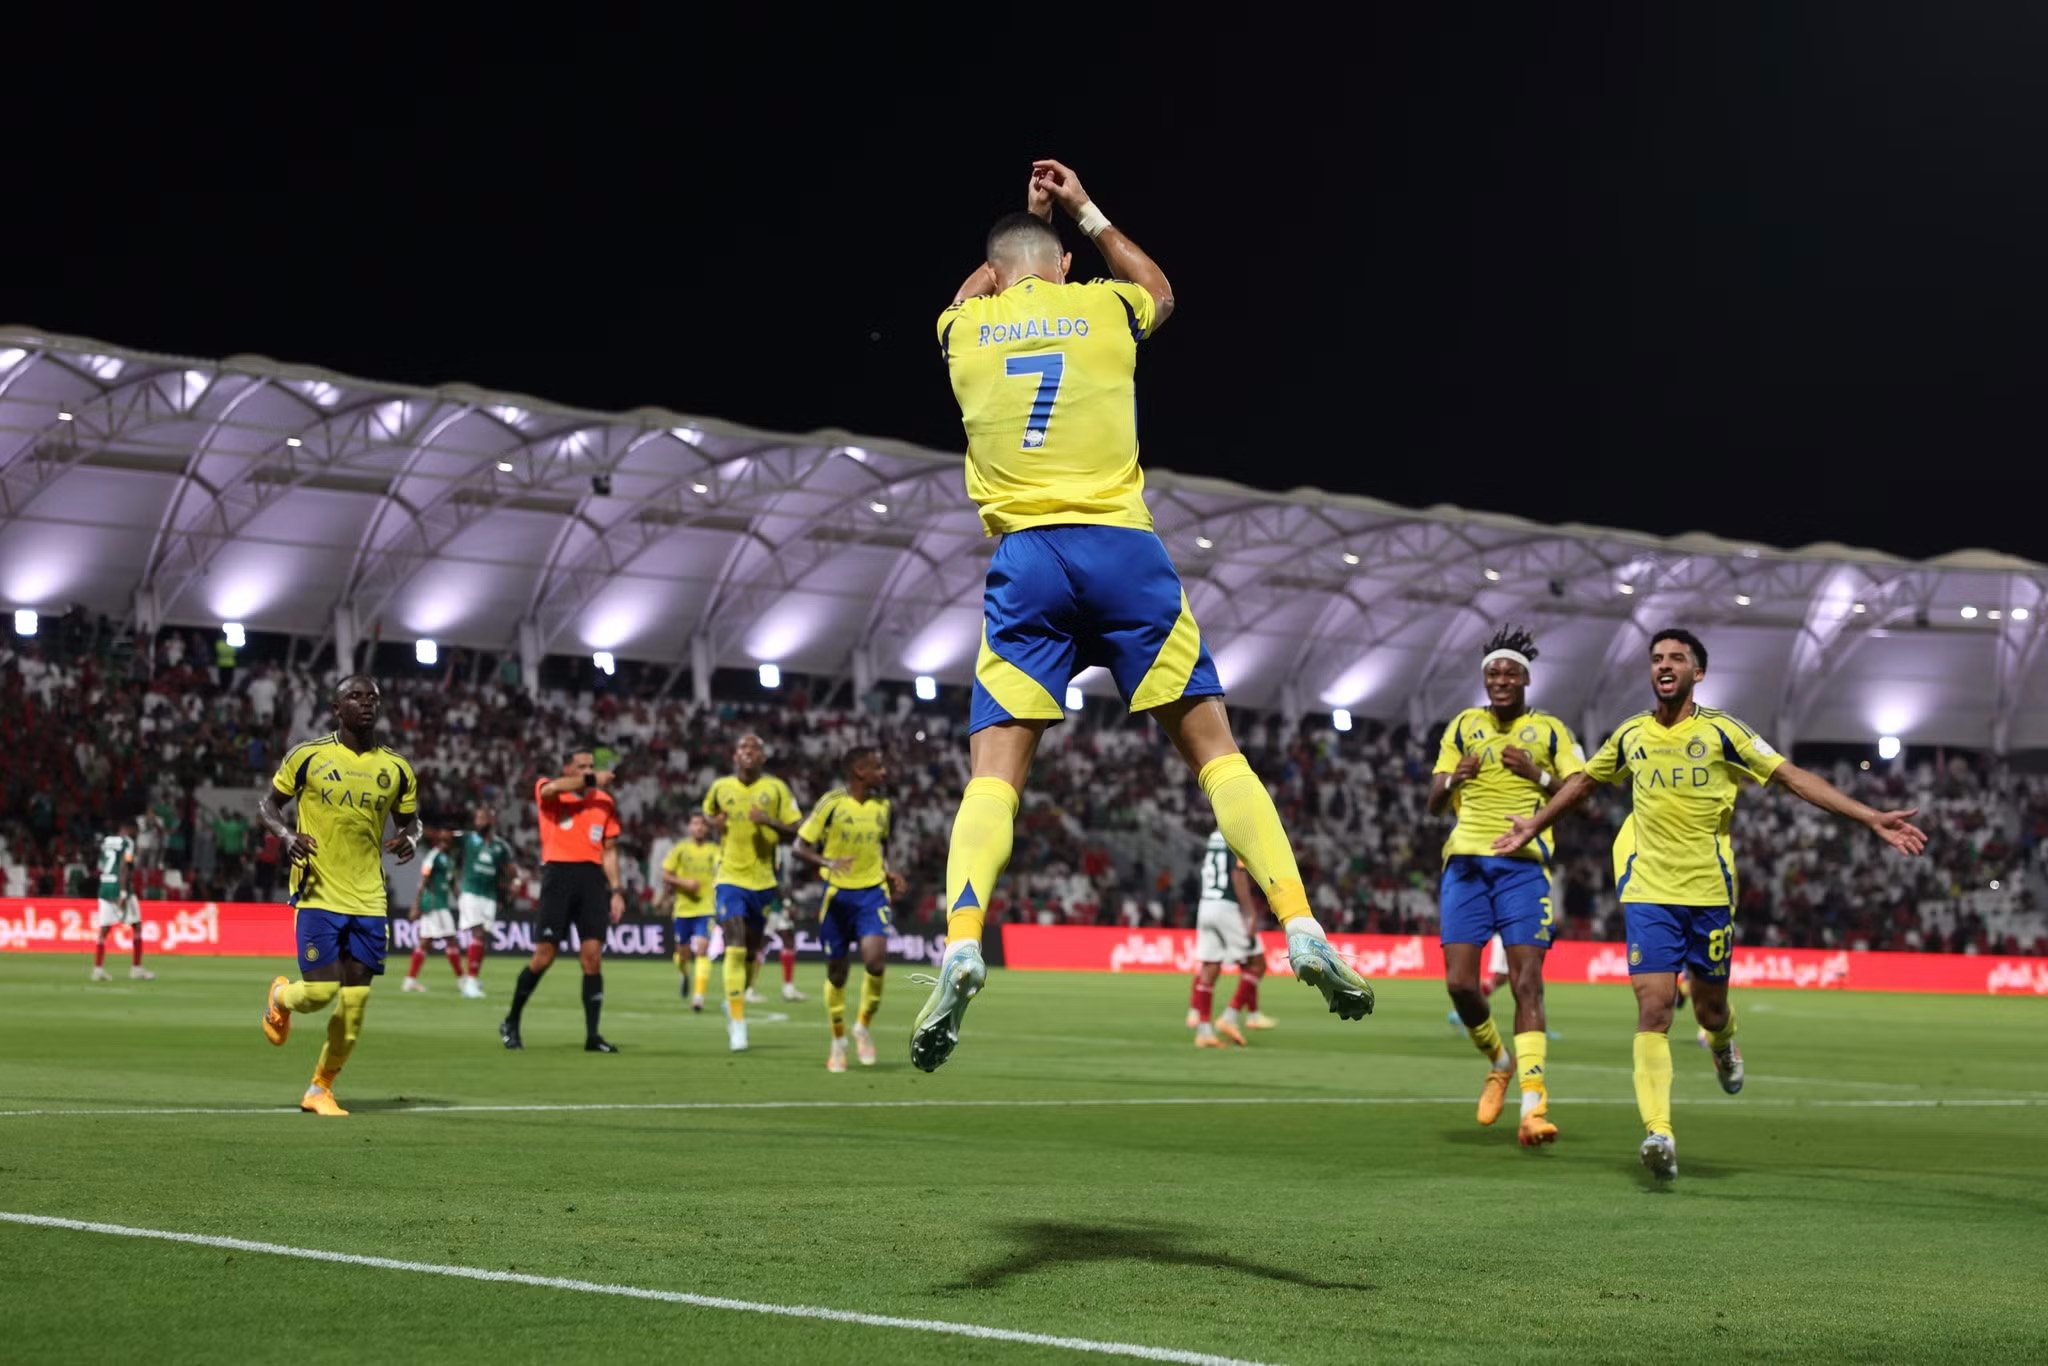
top-left (14, 6), bottom-right (2047, 562)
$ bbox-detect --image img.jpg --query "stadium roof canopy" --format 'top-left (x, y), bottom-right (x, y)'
top-left (4, 326), bottom-right (2046, 750)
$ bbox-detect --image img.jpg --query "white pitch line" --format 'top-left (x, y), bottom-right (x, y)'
top-left (0, 1212), bottom-right (1270, 1366)
top-left (1, 1094), bottom-right (2042, 1119)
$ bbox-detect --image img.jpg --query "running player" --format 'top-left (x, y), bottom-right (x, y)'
top-left (1496, 627), bottom-right (1927, 1181)
top-left (455, 806), bottom-right (519, 998)
top-left (661, 812), bottom-right (720, 1010)
top-left (258, 675), bottom-right (422, 1116)
top-left (703, 734), bottom-right (803, 1053)
top-left (1188, 830), bottom-right (1254, 1049)
top-left (915, 159), bottom-right (1373, 1071)
top-left (402, 832), bottom-right (464, 992)
top-left (793, 747), bottom-right (904, 1071)
top-left (1428, 625), bottom-right (1583, 1147)
top-left (500, 750), bottom-right (624, 1052)
top-left (89, 818), bottom-right (151, 981)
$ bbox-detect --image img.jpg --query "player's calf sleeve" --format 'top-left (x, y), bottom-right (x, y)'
top-left (445, 943), bottom-right (465, 976)
top-left (94, 940), bottom-right (107, 968)
top-left (781, 947), bottom-right (796, 984)
top-left (466, 939), bottom-right (485, 975)
top-left (1197, 754), bottom-right (1311, 925)
top-left (745, 957), bottom-right (760, 989)
top-left (507, 966), bottom-right (541, 1024)
top-left (580, 973), bottom-right (604, 1040)
top-left (280, 980), bottom-right (340, 1014)
top-left (724, 946), bottom-right (748, 1021)
top-left (825, 980), bottom-right (847, 1038)
top-left (407, 947), bottom-right (426, 978)
top-left (132, 938), bottom-right (144, 966)
top-left (944, 776), bottom-right (1018, 944)
top-left (1514, 1031), bottom-right (1548, 1097)
top-left (1632, 1031), bottom-right (1674, 1138)
top-left (1469, 1017), bottom-right (1509, 1066)
top-left (1230, 975), bottom-right (1257, 1011)
top-left (1703, 1005), bottom-right (1737, 1051)
top-left (859, 970), bottom-right (883, 1024)
top-left (693, 954), bottom-right (713, 998)
top-left (1190, 978), bottom-right (1215, 1021)
top-left (314, 986), bottom-right (371, 1085)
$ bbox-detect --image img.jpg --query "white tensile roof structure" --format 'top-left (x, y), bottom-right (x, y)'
top-left (3, 326), bottom-right (2045, 751)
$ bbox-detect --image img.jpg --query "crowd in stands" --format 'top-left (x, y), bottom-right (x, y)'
top-left (2, 623), bottom-right (2045, 957)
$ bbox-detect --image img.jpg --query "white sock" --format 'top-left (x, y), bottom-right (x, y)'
top-left (1521, 1086), bottom-right (1543, 1117)
top-left (1220, 1007), bottom-right (1242, 1027)
top-left (1492, 1049), bottom-right (1513, 1071)
top-left (1195, 1022), bottom-right (1216, 1038)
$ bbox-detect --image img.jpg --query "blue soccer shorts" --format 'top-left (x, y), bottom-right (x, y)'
top-left (970, 525), bottom-right (1223, 735)
top-left (673, 914), bottom-right (713, 946)
top-left (715, 884), bottom-right (779, 928)
top-left (1439, 855), bottom-right (1555, 948)
top-left (295, 907), bottom-right (390, 975)
top-left (1624, 903), bottom-right (1735, 979)
top-left (819, 885), bottom-right (893, 960)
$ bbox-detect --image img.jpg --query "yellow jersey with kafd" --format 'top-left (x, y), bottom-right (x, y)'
top-left (1433, 708), bottom-right (1586, 864)
top-left (703, 774), bottom-right (801, 893)
top-left (1584, 706), bottom-right (1785, 907)
top-left (662, 839), bottom-right (721, 917)
top-left (936, 276), bottom-right (1160, 536)
top-left (271, 734), bottom-right (419, 919)
top-left (796, 788), bottom-right (892, 891)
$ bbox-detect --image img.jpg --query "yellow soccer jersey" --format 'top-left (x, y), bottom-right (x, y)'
top-left (661, 839), bottom-right (721, 917)
top-left (796, 788), bottom-right (892, 891)
top-left (1585, 705), bottom-right (1785, 907)
top-left (271, 734), bottom-right (419, 919)
top-left (936, 276), bottom-right (1160, 536)
top-left (703, 774), bottom-right (801, 892)
top-left (1433, 708), bottom-right (1585, 864)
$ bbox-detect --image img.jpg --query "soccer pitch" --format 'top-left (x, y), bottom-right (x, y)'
top-left (3, 959), bottom-right (2045, 1364)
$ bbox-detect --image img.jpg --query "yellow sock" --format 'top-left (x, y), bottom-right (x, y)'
top-left (858, 970), bottom-right (883, 1026)
top-left (692, 954), bottom-right (712, 1000)
top-left (1468, 1017), bottom-right (1508, 1066)
top-left (674, 948), bottom-right (684, 973)
top-left (825, 980), bottom-right (847, 1039)
top-left (1704, 1006), bottom-right (1737, 1051)
top-left (943, 777), bottom-right (1018, 944)
top-left (1515, 1030), bottom-right (1548, 1102)
top-left (1198, 753), bottom-right (1310, 925)
top-left (724, 946), bottom-right (748, 1021)
top-left (280, 980), bottom-right (339, 1014)
top-left (1633, 1031), bottom-right (1674, 1138)
top-left (313, 985), bottom-right (370, 1087)
top-left (746, 957), bottom-right (760, 989)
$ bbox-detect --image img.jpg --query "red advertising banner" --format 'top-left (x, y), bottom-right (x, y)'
top-left (0, 899), bottom-right (294, 957)
top-left (1000, 925), bottom-right (2048, 996)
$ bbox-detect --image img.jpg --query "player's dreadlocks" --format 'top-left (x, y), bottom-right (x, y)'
top-left (1481, 624), bottom-right (1540, 662)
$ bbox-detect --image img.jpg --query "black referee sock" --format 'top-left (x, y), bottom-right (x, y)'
top-left (581, 973), bottom-right (604, 1039)
top-left (508, 965), bottom-right (544, 1025)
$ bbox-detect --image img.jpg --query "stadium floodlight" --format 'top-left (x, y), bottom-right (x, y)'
top-left (1852, 602), bottom-right (1867, 614)
top-left (758, 663), bottom-right (781, 689)
top-left (691, 481), bottom-right (710, 494)
top-left (1616, 583), bottom-right (1635, 596)
top-left (1341, 552), bottom-right (1360, 566)
top-left (13, 609), bottom-right (36, 637)
top-left (1990, 879), bottom-right (2002, 891)
top-left (1877, 735), bottom-right (1901, 761)
top-left (1734, 594), bottom-right (1752, 606)
top-left (1332, 708), bottom-right (1353, 733)
top-left (1195, 535), bottom-right (1214, 550)
top-left (222, 622), bottom-right (246, 649)
top-left (869, 500), bottom-right (889, 515)
top-left (285, 437), bottom-right (303, 448)
top-left (415, 638), bottom-right (438, 666)
top-left (593, 651), bottom-right (615, 676)
top-left (1483, 568), bottom-right (1501, 582)
top-left (56, 411), bottom-right (73, 422)
top-left (1960, 605), bottom-right (1978, 620)
top-left (1065, 684), bottom-right (1084, 710)
top-left (914, 674), bottom-right (937, 702)
top-left (496, 460), bottom-right (514, 473)
top-left (2014, 608), bottom-right (2032, 622)
top-left (1989, 610), bottom-right (2002, 621)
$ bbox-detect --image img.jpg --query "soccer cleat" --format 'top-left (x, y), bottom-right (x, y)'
top-left (300, 1084), bottom-right (348, 1117)
top-left (461, 977), bottom-right (485, 999)
top-left (401, 977), bottom-right (426, 993)
top-left (89, 966), bottom-right (112, 982)
top-left (782, 982), bottom-right (807, 1002)
top-left (1286, 927), bottom-right (1375, 1020)
top-left (1639, 1133), bottom-right (1678, 1183)
top-left (729, 1019), bottom-right (749, 1053)
top-left (1217, 1019), bottom-right (1249, 1047)
top-left (909, 941), bottom-right (987, 1073)
top-left (129, 966), bottom-right (156, 981)
top-left (585, 1036), bottom-right (619, 1053)
top-left (1710, 1041), bottom-right (1744, 1094)
top-left (1246, 1011), bottom-right (1278, 1030)
top-left (689, 994), bottom-right (705, 1013)
top-left (1518, 1096), bottom-right (1559, 1147)
top-left (1194, 1029), bottom-right (1224, 1049)
top-left (827, 1038), bottom-right (848, 1073)
top-left (852, 1023), bottom-right (877, 1067)
top-left (1478, 1067), bottom-right (1512, 1125)
top-left (262, 976), bottom-right (291, 1046)
top-left (745, 987), bottom-right (768, 1004)
top-left (499, 1018), bottom-right (523, 1050)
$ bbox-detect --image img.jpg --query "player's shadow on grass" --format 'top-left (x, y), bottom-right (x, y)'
top-left (941, 1220), bottom-right (1372, 1294)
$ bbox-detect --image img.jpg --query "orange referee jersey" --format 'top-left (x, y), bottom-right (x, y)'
top-left (535, 778), bottom-right (620, 865)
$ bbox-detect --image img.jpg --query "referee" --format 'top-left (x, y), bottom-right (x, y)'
top-left (500, 748), bottom-right (624, 1052)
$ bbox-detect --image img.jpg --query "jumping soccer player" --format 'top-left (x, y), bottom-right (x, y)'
top-left (455, 806), bottom-right (520, 998)
top-left (915, 159), bottom-right (1373, 1071)
top-left (661, 812), bottom-right (721, 1010)
top-left (500, 750), bottom-right (624, 1053)
top-left (792, 747), bottom-right (905, 1071)
top-left (1428, 625), bottom-right (1584, 1147)
top-left (402, 832), bottom-right (464, 993)
top-left (1496, 627), bottom-right (1927, 1181)
top-left (703, 734), bottom-right (803, 1053)
top-left (90, 818), bottom-right (151, 981)
top-left (258, 675), bottom-right (421, 1117)
top-left (1188, 830), bottom-right (1255, 1049)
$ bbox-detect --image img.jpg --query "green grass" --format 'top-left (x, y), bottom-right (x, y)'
top-left (3, 956), bottom-right (2046, 1364)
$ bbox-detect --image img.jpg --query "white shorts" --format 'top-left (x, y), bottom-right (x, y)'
top-left (1195, 899), bottom-right (1253, 964)
top-left (416, 908), bottom-right (457, 941)
top-left (94, 897), bottom-right (139, 929)
top-left (457, 892), bottom-right (498, 932)
top-left (766, 908), bottom-right (794, 934)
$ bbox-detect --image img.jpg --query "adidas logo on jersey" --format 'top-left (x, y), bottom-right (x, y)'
top-left (322, 766), bottom-right (344, 782)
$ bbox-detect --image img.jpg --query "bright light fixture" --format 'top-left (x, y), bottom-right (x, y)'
top-left (1332, 708), bottom-right (1353, 733)
top-left (1877, 735), bottom-right (1901, 761)
top-left (914, 674), bottom-right (937, 702)
top-left (222, 622), bottom-right (246, 649)
top-left (1851, 602), bottom-right (1867, 614)
top-left (416, 638), bottom-right (438, 666)
top-left (285, 437), bottom-right (303, 448)
top-left (1616, 583), bottom-right (1635, 596)
top-left (1735, 594), bottom-right (1752, 606)
top-left (593, 651), bottom-right (615, 675)
top-left (1195, 535), bottom-right (1214, 550)
top-left (496, 460), bottom-right (514, 473)
top-left (2014, 608), bottom-right (2032, 622)
top-left (1989, 610), bottom-right (2002, 621)
top-left (1066, 684), bottom-right (1084, 710)
top-left (691, 482), bottom-right (710, 494)
top-left (55, 411), bottom-right (73, 422)
top-left (1990, 880), bottom-right (2002, 892)
top-left (1341, 552), bottom-right (1360, 566)
top-left (1960, 605), bottom-right (1978, 620)
top-left (13, 609), bottom-right (36, 637)
top-left (870, 500), bottom-right (889, 515)
top-left (1483, 568), bottom-right (1501, 582)
top-left (758, 663), bottom-right (781, 689)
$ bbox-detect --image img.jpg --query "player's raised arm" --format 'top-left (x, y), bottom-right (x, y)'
top-left (1031, 158), bottom-right (1175, 330)
top-left (1769, 761), bottom-right (1928, 856)
top-left (1492, 774), bottom-right (1599, 855)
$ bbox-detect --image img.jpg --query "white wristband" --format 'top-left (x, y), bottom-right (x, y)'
top-left (1537, 770), bottom-right (1554, 792)
top-left (1076, 200), bottom-right (1112, 239)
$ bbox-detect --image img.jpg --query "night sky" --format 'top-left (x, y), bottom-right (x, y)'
top-left (17, 7), bottom-right (2047, 561)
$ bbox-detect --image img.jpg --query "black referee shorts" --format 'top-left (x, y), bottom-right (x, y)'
top-left (537, 863), bottom-right (611, 946)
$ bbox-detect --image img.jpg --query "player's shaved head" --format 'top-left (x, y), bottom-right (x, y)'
top-left (987, 212), bottom-right (1063, 273)
top-left (334, 673), bottom-right (377, 699)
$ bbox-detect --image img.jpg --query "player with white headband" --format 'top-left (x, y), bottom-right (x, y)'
top-left (1426, 624), bottom-right (1586, 1149)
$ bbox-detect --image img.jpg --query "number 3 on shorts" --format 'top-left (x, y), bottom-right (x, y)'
top-left (1708, 926), bottom-right (1731, 962)
top-left (1006, 352), bottom-right (1065, 450)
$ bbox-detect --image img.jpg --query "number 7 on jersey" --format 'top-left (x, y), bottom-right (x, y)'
top-left (1005, 352), bottom-right (1065, 450)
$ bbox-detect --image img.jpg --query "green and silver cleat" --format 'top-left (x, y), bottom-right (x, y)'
top-left (1286, 928), bottom-right (1376, 1020)
top-left (909, 941), bottom-right (987, 1073)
